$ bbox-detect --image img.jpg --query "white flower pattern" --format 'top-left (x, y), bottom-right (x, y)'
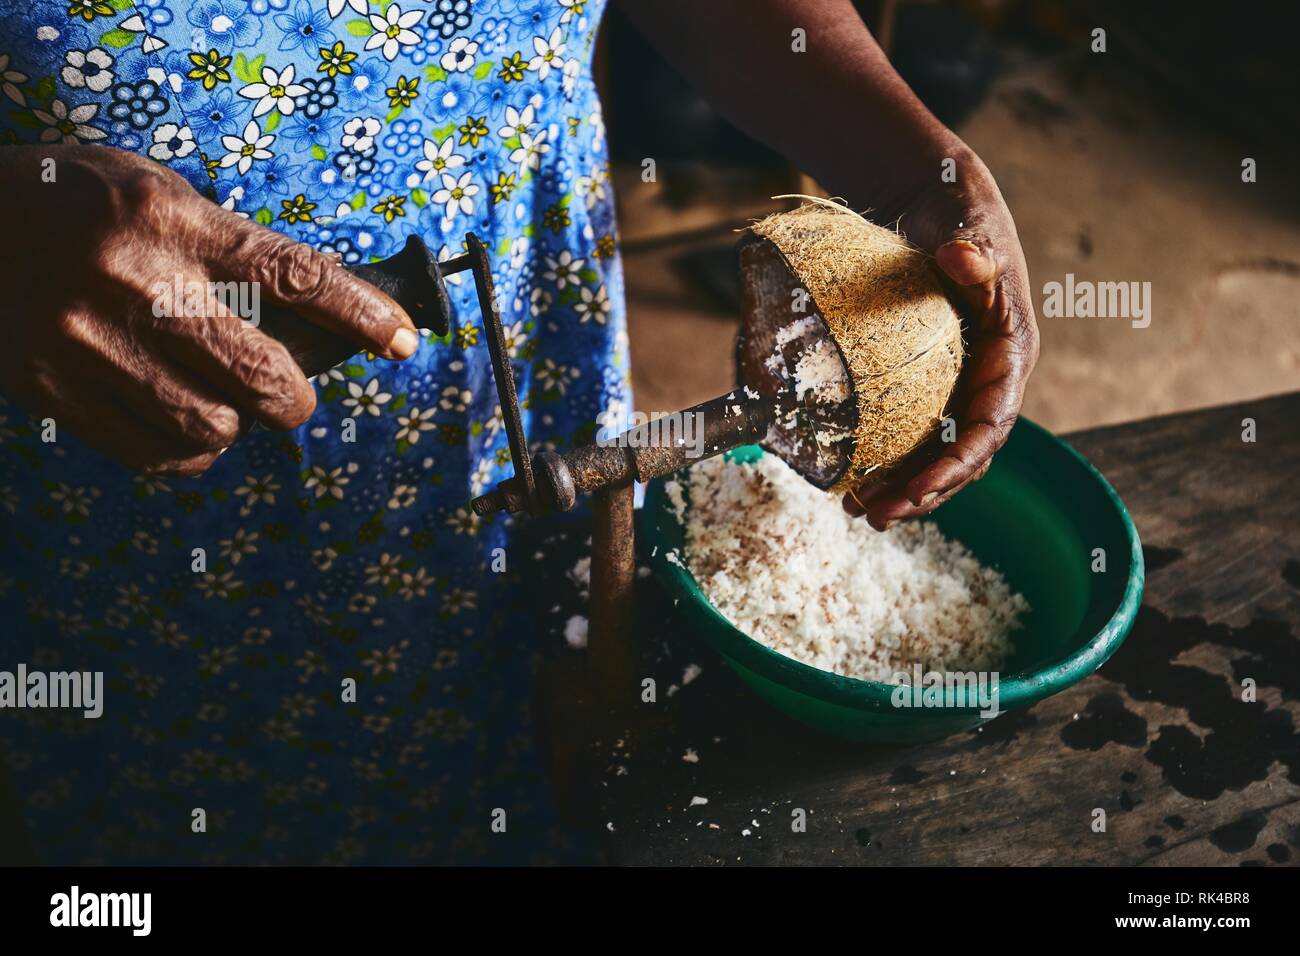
top-left (237, 64), bottom-right (307, 118)
top-left (219, 119), bottom-right (274, 174)
top-left (365, 4), bottom-right (424, 62)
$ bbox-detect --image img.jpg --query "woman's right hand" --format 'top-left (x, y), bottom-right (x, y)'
top-left (0, 145), bottom-right (419, 476)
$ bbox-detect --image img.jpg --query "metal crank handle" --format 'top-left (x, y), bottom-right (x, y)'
top-left (471, 390), bottom-right (776, 517)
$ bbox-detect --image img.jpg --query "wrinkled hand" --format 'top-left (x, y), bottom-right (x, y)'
top-left (0, 145), bottom-right (418, 476)
top-left (842, 148), bottom-right (1039, 529)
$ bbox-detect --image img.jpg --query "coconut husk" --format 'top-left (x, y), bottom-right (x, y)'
top-left (737, 199), bottom-right (964, 493)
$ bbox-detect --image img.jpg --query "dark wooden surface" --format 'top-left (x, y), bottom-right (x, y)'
top-left (537, 392), bottom-right (1300, 865)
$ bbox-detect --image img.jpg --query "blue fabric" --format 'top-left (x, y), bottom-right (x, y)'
top-left (0, 0), bottom-right (625, 863)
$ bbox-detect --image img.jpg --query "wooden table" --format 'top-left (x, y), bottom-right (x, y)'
top-left (537, 392), bottom-right (1300, 865)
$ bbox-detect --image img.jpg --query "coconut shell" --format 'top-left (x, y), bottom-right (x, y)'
top-left (737, 202), bottom-right (964, 493)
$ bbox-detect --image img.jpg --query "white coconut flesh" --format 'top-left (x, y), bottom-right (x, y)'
top-left (738, 233), bottom-right (858, 489)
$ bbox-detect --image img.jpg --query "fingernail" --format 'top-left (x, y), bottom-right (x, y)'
top-left (843, 486), bottom-right (872, 516)
top-left (883, 519), bottom-right (899, 530)
top-left (937, 240), bottom-right (994, 285)
top-left (919, 491), bottom-right (938, 506)
top-left (388, 327), bottom-right (419, 359)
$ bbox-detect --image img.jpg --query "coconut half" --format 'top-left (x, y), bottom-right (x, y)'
top-left (737, 201), bottom-right (965, 493)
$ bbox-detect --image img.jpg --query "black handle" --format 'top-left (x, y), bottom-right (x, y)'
top-left (256, 235), bottom-right (464, 378)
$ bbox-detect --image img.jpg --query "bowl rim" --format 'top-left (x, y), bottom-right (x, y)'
top-left (643, 417), bottom-right (1144, 713)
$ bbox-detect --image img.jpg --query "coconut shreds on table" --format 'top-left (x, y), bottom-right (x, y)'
top-left (683, 453), bottom-right (1028, 683)
top-left (563, 614), bottom-right (588, 649)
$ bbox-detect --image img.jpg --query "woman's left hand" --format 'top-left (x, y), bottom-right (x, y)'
top-left (842, 148), bottom-right (1040, 530)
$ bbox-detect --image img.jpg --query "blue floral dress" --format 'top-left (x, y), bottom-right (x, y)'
top-left (0, 0), bottom-right (626, 864)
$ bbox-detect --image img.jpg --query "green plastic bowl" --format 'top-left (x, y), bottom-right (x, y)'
top-left (643, 418), bottom-right (1143, 743)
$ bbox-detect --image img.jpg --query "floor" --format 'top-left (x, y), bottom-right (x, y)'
top-left (616, 56), bottom-right (1300, 435)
